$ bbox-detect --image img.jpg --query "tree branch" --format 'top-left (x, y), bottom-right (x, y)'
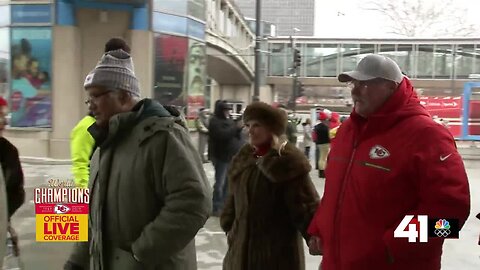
top-left (361, 0), bottom-right (479, 37)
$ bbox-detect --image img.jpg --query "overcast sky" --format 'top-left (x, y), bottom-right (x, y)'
top-left (314, 0), bottom-right (480, 38)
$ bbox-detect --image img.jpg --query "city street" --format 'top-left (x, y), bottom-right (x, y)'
top-left (10, 160), bottom-right (480, 270)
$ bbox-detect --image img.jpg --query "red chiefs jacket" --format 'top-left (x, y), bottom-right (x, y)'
top-left (308, 78), bottom-right (470, 270)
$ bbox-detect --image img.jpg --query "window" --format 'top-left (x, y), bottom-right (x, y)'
top-left (474, 44), bottom-right (480, 75)
top-left (0, 5), bottom-right (10, 27)
top-left (11, 4), bottom-right (52, 25)
top-left (0, 27), bottom-right (9, 99)
top-left (433, 45), bottom-right (453, 79)
top-left (268, 43), bottom-right (287, 76)
top-left (153, 0), bottom-right (187, 16)
top-left (417, 45), bottom-right (434, 78)
top-left (10, 27), bottom-right (52, 127)
top-left (188, 0), bottom-right (205, 21)
top-left (305, 43), bottom-right (321, 77)
top-left (320, 44), bottom-right (340, 77)
top-left (377, 44), bottom-right (399, 62)
top-left (340, 44), bottom-right (360, 73)
top-left (395, 44), bottom-right (415, 77)
top-left (454, 44), bottom-right (475, 79)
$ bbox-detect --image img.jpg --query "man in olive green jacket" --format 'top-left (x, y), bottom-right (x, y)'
top-left (0, 166), bottom-right (7, 267)
top-left (65, 49), bottom-right (211, 270)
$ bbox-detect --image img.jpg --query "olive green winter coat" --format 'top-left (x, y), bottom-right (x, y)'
top-left (220, 143), bottom-right (319, 270)
top-left (68, 99), bottom-right (212, 270)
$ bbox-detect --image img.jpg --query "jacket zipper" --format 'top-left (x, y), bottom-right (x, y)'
top-left (332, 139), bottom-right (358, 269)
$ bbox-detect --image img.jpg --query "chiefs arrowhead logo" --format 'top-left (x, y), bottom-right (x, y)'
top-left (369, 145), bottom-right (390, 159)
top-left (54, 204), bottom-right (71, 214)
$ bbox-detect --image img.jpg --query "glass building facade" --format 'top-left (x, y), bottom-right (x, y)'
top-left (0, 0), bottom-right (208, 128)
top-left (152, 0), bottom-right (208, 119)
top-left (0, 1), bottom-right (53, 127)
top-left (268, 39), bottom-right (480, 80)
top-left (234, 0), bottom-right (314, 36)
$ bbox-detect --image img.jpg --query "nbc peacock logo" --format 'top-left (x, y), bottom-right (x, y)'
top-left (434, 219), bottom-right (451, 237)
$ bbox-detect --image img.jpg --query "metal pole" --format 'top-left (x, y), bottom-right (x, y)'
top-left (292, 74), bottom-right (298, 112)
top-left (451, 47), bottom-right (457, 95)
top-left (290, 36), bottom-right (297, 112)
top-left (253, 0), bottom-right (262, 102)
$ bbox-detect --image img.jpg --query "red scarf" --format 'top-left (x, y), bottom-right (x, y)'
top-left (253, 141), bottom-right (271, 157)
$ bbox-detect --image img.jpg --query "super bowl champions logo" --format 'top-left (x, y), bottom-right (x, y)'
top-left (34, 180), bottom-right (89, 242)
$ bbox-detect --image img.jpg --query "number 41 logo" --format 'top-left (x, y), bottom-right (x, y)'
top-left (394, 215), bottom-right (428, 243)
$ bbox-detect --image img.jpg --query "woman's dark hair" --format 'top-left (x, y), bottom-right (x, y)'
top-left (104, 38), bottom-right (131, 53)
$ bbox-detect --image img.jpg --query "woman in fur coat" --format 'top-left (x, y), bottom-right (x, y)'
top-left (220, 101), bottom-right (319, 270)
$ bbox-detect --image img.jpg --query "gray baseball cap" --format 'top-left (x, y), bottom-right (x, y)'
top-left (338, 54), bottom-right (404, 84)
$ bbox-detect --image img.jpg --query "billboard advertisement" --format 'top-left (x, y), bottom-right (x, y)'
top-left (419, 96), bottom-right (480, 137)
top-left (10, 27), bottom-right (52, 127)
top-left (154, 34), bottom-right (188, 107)
top-left (186, 39), bottom-right (206, 119)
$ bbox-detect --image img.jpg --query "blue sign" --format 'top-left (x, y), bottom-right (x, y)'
top-left (11, 4), bottom-right (52, 24)
top-left (187, 19), bottom-right (205, 41)
top-left (153, 12), bottom-right (187, 36)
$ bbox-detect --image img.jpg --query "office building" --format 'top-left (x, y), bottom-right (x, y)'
top-left (234, 0), bottom-right (315, 36)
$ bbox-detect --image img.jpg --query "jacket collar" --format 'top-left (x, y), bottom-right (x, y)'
top-left (229, 143), bottom-right (311, 183)
top-left (349, 77), bottom-right (430, 141)
top-left (88, 98), bottom-right (174, 148)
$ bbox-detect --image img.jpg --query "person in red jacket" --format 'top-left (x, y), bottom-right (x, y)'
top-left (307, 54), bottom-right (470, 270)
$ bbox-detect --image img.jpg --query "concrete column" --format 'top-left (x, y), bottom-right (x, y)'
top-left (216, 0), bottom-right (222, 32)
top-left (221, 85), bottom-right (235, 100)
top-left (259, 85), bottom-right (273, 103)
top-left (49, 25), bottom-right (83, 159)
top-left (217, 84), bottom-right (251, 104)
top-left (235, 21), bottom-right (242, 45)
top-left (223, 7), bottom-right (229, 36)
top-left (211, 81), bottom-right (221, 111)
top-left (127, 30), bottom-right (154, 98)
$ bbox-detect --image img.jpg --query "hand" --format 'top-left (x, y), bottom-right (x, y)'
top-left (308, 236), bottom-right (323, 255)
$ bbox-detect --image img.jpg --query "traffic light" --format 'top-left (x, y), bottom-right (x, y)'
top-left (293, 48), bottom-right (301, 67)
top-left (295, 81), bottom-right (306, 98)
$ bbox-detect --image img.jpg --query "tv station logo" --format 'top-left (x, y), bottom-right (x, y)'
top-left (34, 183), bottom-right (89, 242)
top-left (394, 215), bottom-right (460, 243)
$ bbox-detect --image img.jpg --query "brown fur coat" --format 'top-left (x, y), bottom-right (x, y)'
top-left (220, 143), bottom-right (319, 270)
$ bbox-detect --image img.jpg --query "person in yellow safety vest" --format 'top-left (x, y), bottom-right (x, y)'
top-left (329, 125), bottom-right (339, 140)
top-left (70, 112), bottom-right (96, 188)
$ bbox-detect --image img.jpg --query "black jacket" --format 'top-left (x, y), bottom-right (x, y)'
top-left (0, 137), bottom-right (25, 218)
top-left (208, 101), bottom-right (242, 162)
top-left (314, 122), bottom-right (330, 145)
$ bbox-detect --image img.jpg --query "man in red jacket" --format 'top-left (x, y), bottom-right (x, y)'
top-left (307, 54), bottom-right (470, 270)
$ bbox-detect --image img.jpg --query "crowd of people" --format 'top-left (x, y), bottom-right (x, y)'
top-left (0, 36), bottom-right (477, 270)
top-left (67, 39), bottom-right (474, 270)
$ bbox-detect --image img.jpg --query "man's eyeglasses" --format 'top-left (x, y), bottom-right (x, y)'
top-left (85, 90), bottom-right (113, 106)
top-left (346, 79), bottom-right (387, 90)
